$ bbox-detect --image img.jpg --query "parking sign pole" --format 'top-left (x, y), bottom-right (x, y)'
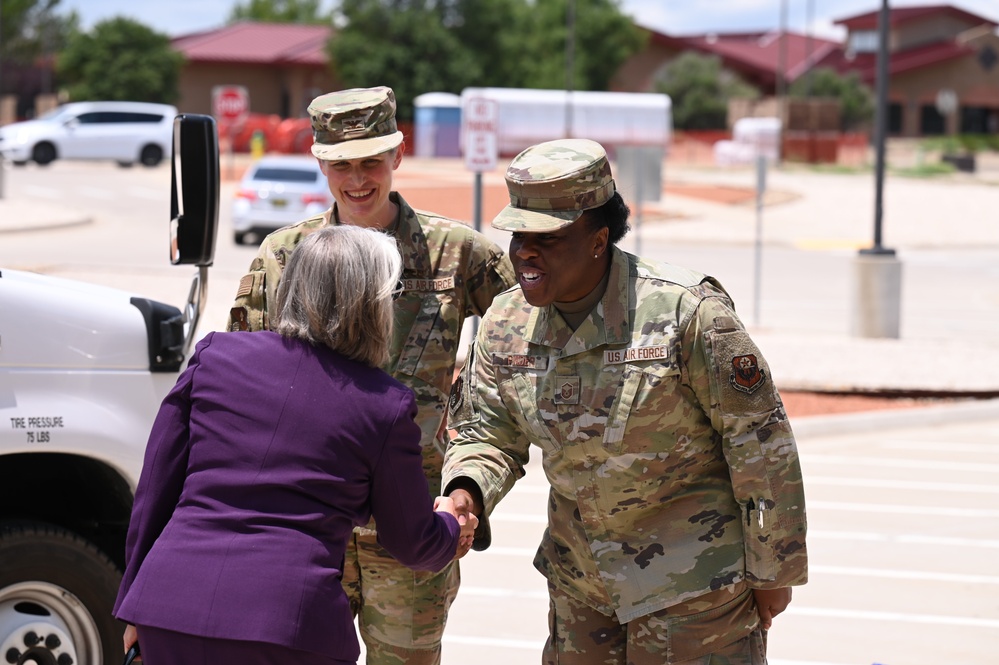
top-left (462, 96), bottom-right (499, 341)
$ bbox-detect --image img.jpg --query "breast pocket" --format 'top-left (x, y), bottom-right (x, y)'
top-left (394, 291), bottom-right (460, 398)
top-left (497, 372), bottom-right (562, 455)
top-left (602, 362), bottom-right (683, 455)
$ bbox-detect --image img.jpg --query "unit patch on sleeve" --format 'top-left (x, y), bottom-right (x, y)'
top-left (730, 354), bottom-right (767, 394)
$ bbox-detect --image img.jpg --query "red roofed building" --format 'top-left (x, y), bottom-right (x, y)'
top-left (612, 4), bottom-right (998, 137)
top-left (171, 21), bottom-right (339, 119)
top-left (826, 4), bottom-right (999, 136)
top-left (611, 29), bottom-right (840, 95)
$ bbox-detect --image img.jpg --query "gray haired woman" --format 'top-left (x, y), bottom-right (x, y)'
top-left (114, 225), bottom-right (476, 665)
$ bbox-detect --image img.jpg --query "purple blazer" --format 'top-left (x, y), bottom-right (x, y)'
top-left (113, 331), bottom-right (459, 661)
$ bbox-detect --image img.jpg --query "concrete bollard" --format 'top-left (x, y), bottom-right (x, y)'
top-left (851, 252), bottom-right (903, 339)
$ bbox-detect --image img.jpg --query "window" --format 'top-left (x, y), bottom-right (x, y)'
top-left (849, 30), bottom-right (879, 54)
top-left (252, 167), bottom-right (320, 183)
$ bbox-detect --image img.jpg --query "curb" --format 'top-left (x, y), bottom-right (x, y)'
top-left (791, 396), bottom-right (999, 438)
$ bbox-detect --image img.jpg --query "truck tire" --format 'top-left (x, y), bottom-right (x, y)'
top-left (0, 522), bottom-right (122, 665)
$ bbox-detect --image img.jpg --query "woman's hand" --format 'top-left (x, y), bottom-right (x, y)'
top-left (434, 496), bottom-right (478, 558)
top-left (122, 624), bottom-right (142, 661)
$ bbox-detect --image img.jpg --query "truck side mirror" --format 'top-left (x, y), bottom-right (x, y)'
top-left (170, 114), bottom-right (219, 267)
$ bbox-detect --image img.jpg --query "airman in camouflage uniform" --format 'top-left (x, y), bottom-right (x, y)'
top-left (227, 87), bottom-right (516, 665)
top-left (443, 139), bottom-right (807, 664)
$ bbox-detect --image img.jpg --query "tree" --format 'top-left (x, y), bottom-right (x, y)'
top-left (56, 18), bottom-right (184, 104)
top-left (655, 52), bottom-right (758, 130)
top-left (331, 0), bottom-right (479, 122)
top-left (515, 0), bottom-right (646, 92)
top-left (790, 67), bottom-right (874, 131)
top-left (330, 0), bottom-right (646, 120)
top-left (229, 0), bottom-right (333, 24)
top-left (1, 0), bottom-right (76, 67)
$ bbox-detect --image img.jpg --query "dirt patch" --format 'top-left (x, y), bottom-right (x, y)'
top-left (666, 182), bottom-right (800, 207)
top-left (780, 390), bottom-right (965, 418)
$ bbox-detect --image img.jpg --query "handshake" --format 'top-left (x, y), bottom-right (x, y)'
top-left (434, 496), bottom-right (479, 560)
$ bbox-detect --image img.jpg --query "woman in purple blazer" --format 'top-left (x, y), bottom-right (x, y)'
top-left (113, 225), bottom-right (475, 665)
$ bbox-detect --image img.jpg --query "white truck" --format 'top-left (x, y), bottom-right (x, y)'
top-left (0, 115), bottom-right (220, 665)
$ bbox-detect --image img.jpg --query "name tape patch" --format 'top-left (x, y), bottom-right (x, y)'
top-left (399, 276), bottom-right (455, 293)
top-left (493, 353), bottom-right (549, 370)
top-left (603, 345), bottom-right (670, 364)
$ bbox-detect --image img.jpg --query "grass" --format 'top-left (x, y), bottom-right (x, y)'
top-left (892, 162), bottom-right (958, 178)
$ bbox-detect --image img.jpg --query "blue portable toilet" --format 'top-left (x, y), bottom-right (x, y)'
top-left (414, 92), bottom-right (461, 158)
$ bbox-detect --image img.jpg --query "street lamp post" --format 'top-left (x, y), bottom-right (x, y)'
top-left (565, 0), bottom-right (576, 138)
top-left (851, 0), bottom-right (903, 338)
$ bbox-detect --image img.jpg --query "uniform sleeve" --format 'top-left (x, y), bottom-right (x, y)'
top-left (371, 389), bottom-right (460, 572)
top-left (442, 334), bottom-right (531, 550)
top-left (225, 238), bottom-right (287, 332)
top-left (462, 231), bottom-right (517, 318)
top-left (681, 291), bottom-right (808, 590)
top-left (113, 333), bottom-right (210, 615)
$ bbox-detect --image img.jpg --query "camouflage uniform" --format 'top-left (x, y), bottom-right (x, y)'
top-left (443, 139), bottom-right (807, 664)
top-left (227, 87), bottom-right (516, 665)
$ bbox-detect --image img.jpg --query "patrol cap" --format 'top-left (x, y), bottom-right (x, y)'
top-left (492, 138), bottom-right (616, 232)
top-left (308, 86), bottom-right (404, 161)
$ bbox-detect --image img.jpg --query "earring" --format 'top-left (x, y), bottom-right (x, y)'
top-left (593, 253), bottom-right (599, 259)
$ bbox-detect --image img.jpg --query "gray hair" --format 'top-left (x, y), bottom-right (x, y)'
top-left (274, 225), bottom-right (402, 367)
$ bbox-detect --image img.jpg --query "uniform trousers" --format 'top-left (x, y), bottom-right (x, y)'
top-left (341, 531), bottom-right (460, 665)
top-left (133, 624), bottom-right (354, 665)
top-left (542, 582), bottom-right (765, 665)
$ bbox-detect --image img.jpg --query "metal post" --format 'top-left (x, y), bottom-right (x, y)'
top-left (472, 171), bottom-right (483, 338)
top-left (634, 163), bottom-right (643, 257)
top-left (753, 155), bottom-right (766, 326)
top-left (0, 7), bottom-right (5, 200)
top-left (805, 0), bottom-right (814, 96)
top-left (776, 0), bottom-right (788, 165)
top-left (867, 0), bottom-right (893, 256)
top-left (565, 0), bottom-right (575, 138)
top-left (852, 0), bottom-right (902, 339)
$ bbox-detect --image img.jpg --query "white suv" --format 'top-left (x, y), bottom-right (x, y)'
top-left (0, 101), bottom-right (177, 167)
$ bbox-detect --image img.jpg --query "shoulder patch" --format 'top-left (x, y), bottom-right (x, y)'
top-left (730, 354), bottom-right (767, 394)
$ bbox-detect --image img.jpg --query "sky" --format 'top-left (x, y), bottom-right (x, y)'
top-left (60, 0), bottom-right (999, 42)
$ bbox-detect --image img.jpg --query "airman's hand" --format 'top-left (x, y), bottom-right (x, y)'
top-left (753, 587), bottom-right (792, 630)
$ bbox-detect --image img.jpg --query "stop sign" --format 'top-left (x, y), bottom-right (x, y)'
top-left (212, 85), bottom-right (249, 125)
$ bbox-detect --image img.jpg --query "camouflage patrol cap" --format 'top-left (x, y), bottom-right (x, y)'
top-left (493, 138), bottom-right (615, 232)
top-left (308, 86), bottom-right (404, 160)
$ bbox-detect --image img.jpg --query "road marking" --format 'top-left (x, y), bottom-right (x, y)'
top-left (804, 454), bottom-right (999, 473)
top-left (806, 475), bottom-right (999, 493)
top-left (792, 239), bottom-right (867, 250)
top-left (494, 502), bottom-right (999, 521)
top-left (443, 634), bottom-right (541, 650)
top-left (24, 184), bottom-right (61, 199)
top-left (810, 529), bottom-right (999, 549)
top-left (787, 606), bottom-right (999, 629)
top-left (78, 186), bottom-right (115, 200)
top-left (809, 500), bottom-right (999, 518)
top-left (455, 588), bottom-right (999, 629)
top-left (812, 565), bottom-right (999, 585)
top-left (880, 440), bottom-right (999, 454)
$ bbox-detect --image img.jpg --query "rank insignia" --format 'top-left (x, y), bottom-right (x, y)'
top-left (554, 376), bottom-right (580, 405)
top-left (730, 354), bottom-right (766, 394)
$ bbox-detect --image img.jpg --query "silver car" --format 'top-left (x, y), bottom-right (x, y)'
top-left (231, 155), bottom-right (333, 245)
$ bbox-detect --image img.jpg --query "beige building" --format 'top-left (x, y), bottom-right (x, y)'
top-left (171, 21), bottom-right (339, 119)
